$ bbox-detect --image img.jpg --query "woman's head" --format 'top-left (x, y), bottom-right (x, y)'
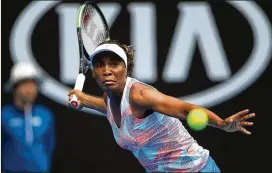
top-left (90, 40), bottom-right (134, 76)
top-left (90, 40), bottom-right (135, 92)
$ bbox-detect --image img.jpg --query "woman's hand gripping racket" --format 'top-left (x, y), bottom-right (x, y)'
top-left (69, 1), bottom-right (110, 109)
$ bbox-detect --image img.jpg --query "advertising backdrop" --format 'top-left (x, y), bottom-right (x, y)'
top-left (2, 0), bottom-right (272, 173)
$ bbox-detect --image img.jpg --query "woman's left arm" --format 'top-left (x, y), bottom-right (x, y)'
top-left (130, 83), bottom-right (255, 134)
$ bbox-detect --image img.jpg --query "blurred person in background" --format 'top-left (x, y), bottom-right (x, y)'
top-left (2, 62), bottom-right (56, 173)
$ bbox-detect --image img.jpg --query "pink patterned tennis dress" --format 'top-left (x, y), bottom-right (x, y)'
top-left (106, 77), bottom-right (209, 172)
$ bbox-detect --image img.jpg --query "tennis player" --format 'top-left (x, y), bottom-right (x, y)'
top-left (68, 40), bottom-right (255, 172)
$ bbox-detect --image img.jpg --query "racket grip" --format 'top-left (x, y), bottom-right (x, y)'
top-left (74, 73), bottom-right (85, 91)
top-left (69, 73), bottom-right (85, 109)
top-left (69, 95), bottom-right (81, 109)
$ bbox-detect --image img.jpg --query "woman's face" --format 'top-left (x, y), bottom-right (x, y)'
top-left (93, 52), bottom-right (127, 92)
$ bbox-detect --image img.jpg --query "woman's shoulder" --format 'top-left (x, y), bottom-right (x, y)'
top-left (129, 77), bottom-right (157, 93)
top-left (129, 81), bottom-right (155, 102)
top-left (130, 82), bottom-right (148, 93)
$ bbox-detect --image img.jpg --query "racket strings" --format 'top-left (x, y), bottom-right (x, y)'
top-left (82, 7), bottom-right (94, 31)
top-left (81, 7), bottom-right (107, 46)
top-left (79, 4), bottom-right (109, 56)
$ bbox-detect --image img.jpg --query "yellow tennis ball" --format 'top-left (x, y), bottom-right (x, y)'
top-left (187, 109), bottom-right (208, 131)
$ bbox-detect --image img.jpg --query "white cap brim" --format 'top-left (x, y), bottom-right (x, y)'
top-left (89, 44), bottom-right (127, 69)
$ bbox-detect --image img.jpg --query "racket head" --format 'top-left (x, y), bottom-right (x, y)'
top-left (76, 1), bottom-right (110, 61)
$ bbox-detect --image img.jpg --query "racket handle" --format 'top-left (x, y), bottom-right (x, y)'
top-left (69, 73), bottom-right (85, 109)
top-left (69, 95), bottom-right (81, 108)
top-left (74, 73), bottom-right (85, 90)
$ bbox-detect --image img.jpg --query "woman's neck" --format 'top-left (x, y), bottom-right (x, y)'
top-left (106, 78), bottom-right (127, 103)
top-left (106, 89), bottom-right (123, 103)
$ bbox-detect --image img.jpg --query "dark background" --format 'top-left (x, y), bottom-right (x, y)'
top-left (2, 0), bottom-right (272, 173)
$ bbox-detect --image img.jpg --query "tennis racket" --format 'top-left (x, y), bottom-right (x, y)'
top-left (69, 1), bottom-right (110, 109)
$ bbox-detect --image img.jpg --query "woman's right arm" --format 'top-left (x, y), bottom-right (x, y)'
top-left (68, 89), bottom-right (107, 114)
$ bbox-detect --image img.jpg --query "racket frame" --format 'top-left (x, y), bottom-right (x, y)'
top-left (70, 1), bottom-right (110, 109)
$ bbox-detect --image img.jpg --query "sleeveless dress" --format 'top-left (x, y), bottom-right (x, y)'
top-left (106, 77), bottom-right (209, 172)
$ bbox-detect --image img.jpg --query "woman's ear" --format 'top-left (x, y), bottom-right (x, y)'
top-left (125, 68), bottom-right (128, 77)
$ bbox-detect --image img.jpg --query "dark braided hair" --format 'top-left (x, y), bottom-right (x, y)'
top-left (96, 40), bottom-right (135, 76)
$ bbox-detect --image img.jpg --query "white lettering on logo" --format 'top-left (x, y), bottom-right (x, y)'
top-left (181, 1), bottom-right (272, 107)
top-left (127, 3), bottom-right (157, 83)
top-left (55, 4), bottom-right (79, 84)
top-left (163, 2), bottom-right (231, 82)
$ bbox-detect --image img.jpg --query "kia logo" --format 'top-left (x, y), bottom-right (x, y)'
top-left (9, 1), bottom-right (272, 116)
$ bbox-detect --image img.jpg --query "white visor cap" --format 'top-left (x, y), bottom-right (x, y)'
top-left (89, 43), bottom-right (127, 69)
